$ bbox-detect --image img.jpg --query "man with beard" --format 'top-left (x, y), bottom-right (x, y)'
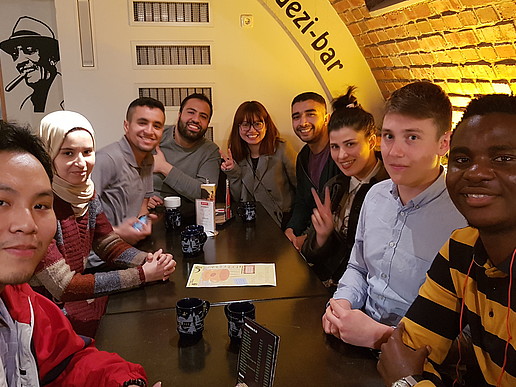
top-left (0, 16), bottom-right (63, 113)
top-left (284, 92), bottom-right (340, 250)
top-left (92, 97), bottom-right (165, 245)
top-left (152, 93), bottom-right (220, 215)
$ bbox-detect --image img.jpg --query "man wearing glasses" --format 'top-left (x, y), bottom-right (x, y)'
top-left (152, 93), bottom-right (220, 215)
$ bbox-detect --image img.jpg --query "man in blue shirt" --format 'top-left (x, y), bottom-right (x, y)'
top-left (322, 82), bottom-right (467, 349)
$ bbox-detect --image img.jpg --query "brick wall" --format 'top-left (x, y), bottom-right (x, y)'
top-left (329, 0), bottom-right (516, 119)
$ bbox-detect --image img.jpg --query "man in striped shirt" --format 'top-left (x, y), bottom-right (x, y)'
top-left (378, 94), bottom-right (516, 386)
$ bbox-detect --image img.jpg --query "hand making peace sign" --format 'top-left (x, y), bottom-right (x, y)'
top-left (311, 186), bottom-right (334, 248)
top-left (220, 148), bottom-right (235, 172)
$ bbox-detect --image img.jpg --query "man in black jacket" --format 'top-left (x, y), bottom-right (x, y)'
top-left (284, 92), bottom-right (340, 250)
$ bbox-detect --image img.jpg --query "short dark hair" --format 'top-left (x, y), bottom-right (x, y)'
top-left (126, 97), bottom-right (165, 121)
top-left (227, 101), bottom-right (281, 162)
top-left (384, 82), bottom-right (452, 137)
top-left (0, 121), bottom-right (53, 180)
top-left (460, 94), bottom-right (516, 122)
top-left (179, 93), bottom-right (213, 120)
top-left (452, 94), bottom-right (516, 144)
top-left (329, 86), bottom-right (376, 138)
top-left (291, 92), bottom-right (327, 112)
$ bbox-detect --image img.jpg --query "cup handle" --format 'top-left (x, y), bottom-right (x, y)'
top-left (203, 300), bottom-right (210, 317)
top-left (200, 232), bottom-right (207, 244)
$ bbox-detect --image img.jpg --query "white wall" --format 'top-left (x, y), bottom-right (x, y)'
top-left (53, 0), bottom-right (384, 151)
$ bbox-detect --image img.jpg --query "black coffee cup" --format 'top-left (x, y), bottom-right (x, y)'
top-left (164, 196), bottom-right (182, 230)
top-left (224, 301), bottom-right (255, 341)
top-left (181, 225), bottom-right (207, 257)
top-left (176, 297), bottom-right (210, 339)
top-left (165, 208), bottom-right (182, 230)
top-left (237, 201), bottom-right (256, 222)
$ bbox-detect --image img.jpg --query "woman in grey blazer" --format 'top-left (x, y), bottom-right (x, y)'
top-left (221, 101), bottom-right (296, 228)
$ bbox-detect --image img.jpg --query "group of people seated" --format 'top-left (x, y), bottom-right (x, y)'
top-left (0, 80), bottom-right (514, 386)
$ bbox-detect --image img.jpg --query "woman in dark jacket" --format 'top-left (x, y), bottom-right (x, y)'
top-left (302, 87), bottom-right (389, 286)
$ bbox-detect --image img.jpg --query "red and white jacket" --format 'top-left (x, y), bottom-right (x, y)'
top-left (0, 284), bottom-right (146, 386)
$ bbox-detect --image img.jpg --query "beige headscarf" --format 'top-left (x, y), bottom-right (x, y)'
top-left (39, 111), bottom-right (95, 217)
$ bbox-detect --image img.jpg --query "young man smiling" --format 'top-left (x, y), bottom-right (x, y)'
top-left (284, 92), bottom-right (340, 249)
top-left (322, 82), bottom-right (467, 349)
top-left (378, 94), bottom-right (516, 387)
top-left (0, 123), bottom-right (152, 386)
top-left (92, 97), bottom-right (165, 245)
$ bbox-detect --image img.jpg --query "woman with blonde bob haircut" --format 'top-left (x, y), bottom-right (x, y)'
top-left (221, 101), bottom-right (296, 228)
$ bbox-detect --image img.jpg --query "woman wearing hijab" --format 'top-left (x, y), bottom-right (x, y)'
top-left (31, 110), bottom-right (175, 337)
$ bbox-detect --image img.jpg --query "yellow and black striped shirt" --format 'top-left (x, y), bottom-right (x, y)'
top-left (402, 227), bottom-right (515, 386)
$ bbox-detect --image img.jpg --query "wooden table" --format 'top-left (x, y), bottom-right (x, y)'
top-left (98, 204), bottom-right (383, 386)
top-left (96, 297), bottom-right (382, 387)
top-left (106, 205), bottom-right (331, 315)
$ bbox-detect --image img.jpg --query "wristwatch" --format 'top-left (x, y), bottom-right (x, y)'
top-left (391, 375), bottom-right (424, 387)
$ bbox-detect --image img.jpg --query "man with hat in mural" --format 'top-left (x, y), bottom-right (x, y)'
top-left (0, 16), bottom-right (63, 113)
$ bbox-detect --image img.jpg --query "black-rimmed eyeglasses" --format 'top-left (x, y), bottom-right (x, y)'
top-left (239, 121), bottom-right (265, 131)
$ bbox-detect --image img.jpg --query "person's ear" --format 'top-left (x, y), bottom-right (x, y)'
top-left (123, 120), bottom-right (129, 135)
top-left (437, 131), bottom-right (451, 157)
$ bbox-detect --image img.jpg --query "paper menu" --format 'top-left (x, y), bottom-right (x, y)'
top-left (237, 318), bottom-right (280, 387)
top-left (186, 263), bottom-right (277, 288)
top-left (195, 199), bottom-right (216, 234)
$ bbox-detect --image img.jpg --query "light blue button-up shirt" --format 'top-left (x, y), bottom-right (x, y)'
top-left (333, 171), bottom-right (467, 326)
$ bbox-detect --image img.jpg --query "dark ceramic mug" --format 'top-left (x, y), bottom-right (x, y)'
top-left (164, 196), bottom-right (182, 230)
top-left (224, 301), bottom-right (255, 341)
top-left (165, 208), bottom-right (182, 230)
top-left (237, 201), bottom-right (256, 222)
top-left (181, 225), bottom-right (207, 257)
top-left (176, 297), bottom-right (210, 339)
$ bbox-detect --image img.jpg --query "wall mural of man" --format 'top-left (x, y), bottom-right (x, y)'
top-left (0, 16), bottom-right (64, 113)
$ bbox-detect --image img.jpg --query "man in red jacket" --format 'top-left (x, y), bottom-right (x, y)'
top-left (0, 121), bottom-right (155, 387)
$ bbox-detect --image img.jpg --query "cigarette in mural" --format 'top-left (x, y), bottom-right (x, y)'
top-left (5, 69), bottom-right (29, 92)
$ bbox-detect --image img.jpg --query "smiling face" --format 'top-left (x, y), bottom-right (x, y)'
top-left (239, 115), bottom-right (267, 147)
top-left (177, 98), bottom-right (211, 144)
top-left (53, 130), bottom-right (95, 185)
top-left (291, 99), bottom-right (328, 145)
top-left (124, 105), bottom-right (165, 156)
top-left (446, 113), bottom-right (516, 233)
top-left (381, 113), bottom-right (449, 201)
top-left (13, 45), bottom-right (44, 84)
top-left (0, 151), bottom-right (56, 289)
top-left (330, 127), bottom-right (377, 180)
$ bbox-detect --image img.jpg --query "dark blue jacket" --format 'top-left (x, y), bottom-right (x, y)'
top-left (286, 144), bottom-right (341, 235)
